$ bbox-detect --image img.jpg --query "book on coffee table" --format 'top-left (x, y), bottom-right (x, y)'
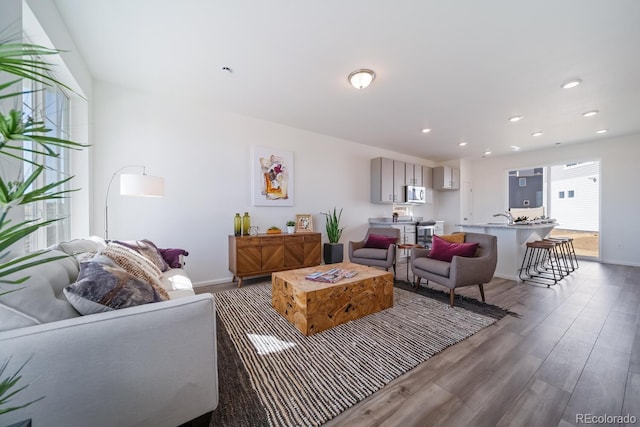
top-left (305, 268), bottom-right (357, 283)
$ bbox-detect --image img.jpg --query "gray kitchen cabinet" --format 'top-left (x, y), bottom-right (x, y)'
top-left (433, 166), bottom-right (460, 190)
top-left (405, 163), bottom-right (422, 186)
top-left (393, 160), bottom-right (405, 202)
top-left (371, 157), bottom-right (395, 203)
top-left (422, 166), bottom-right (433, 203)
top-left (371, 157), bottom-right (406, 203)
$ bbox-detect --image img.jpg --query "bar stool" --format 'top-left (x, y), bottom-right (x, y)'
top-left (543, 237), bottom-right (575, 274)
top-left (519, 240), bottom-right (564, 287)
top-left (546, 237), bottom-right (578, 272)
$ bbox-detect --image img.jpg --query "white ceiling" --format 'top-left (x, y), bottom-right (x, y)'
top-left (52, 0), bottom-right (640, 162)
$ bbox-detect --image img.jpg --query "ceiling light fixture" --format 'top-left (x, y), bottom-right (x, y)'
top-left (511, 145), bottom-right (521, 151)
top-left (421, 128), bottom-right (431, 134)
top-left (348, 69), bottom-right (376, 89)
top-left (458, 142), bottom-right (468, 147)
top-left (562, 78), bottom-right (582, 89)
top-left (531, 131), bottom-right (544, 137)
top-left (582, 110), bottom-right (599, 117)
top-left (483, 150), bottom-right (492, 156)
top-left (596, 129), bottom-right (608, 134)
top-left (508, 115), bottom-right (523, 122)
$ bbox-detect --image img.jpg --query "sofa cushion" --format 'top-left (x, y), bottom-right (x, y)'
top-left (64, 261), bottom-right (166, 315)
top-left (413, 257), bottom-right (452, 277)
top-left (50, 236), bottom-right (107, 268)
top-left (364, 234), bottom-right (397, 249)
top-left (428, 235), bottom-right (479, 263)
top-left (100, 243), bottom-right (169, 300)
top-left (160, 268), bottom-right (193, 292)
top-left (352, 247), bottom-right (389, 260)
top-left (0, 250), bottom-right (80, 332)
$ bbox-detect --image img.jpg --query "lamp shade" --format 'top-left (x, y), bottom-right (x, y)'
top-left (120, 174), bottom-right (165, 197)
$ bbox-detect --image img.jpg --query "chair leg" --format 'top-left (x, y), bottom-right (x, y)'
top-left (478, 284), bottom-right (485, 302)
top-left (449, 289), bottom-right (455, 307)
top-left (415, 277), bottom-right (421, 287)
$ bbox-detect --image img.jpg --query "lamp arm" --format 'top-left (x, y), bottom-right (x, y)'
top-left (104, 165), bottom-right (147, 239)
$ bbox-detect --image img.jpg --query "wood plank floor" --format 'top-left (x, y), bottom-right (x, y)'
top-left (200, 260), bottom-right (640, 427)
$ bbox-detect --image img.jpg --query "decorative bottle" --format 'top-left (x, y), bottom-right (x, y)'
top-left (242, 212), bottom-right (251, 236)
top-left (234, 213), bottom-right (242, 236)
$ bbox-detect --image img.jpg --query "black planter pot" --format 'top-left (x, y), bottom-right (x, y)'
top-left (323, 243), bottom-right (344, 264)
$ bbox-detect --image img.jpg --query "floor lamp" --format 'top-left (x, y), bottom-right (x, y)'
top-left (104, 165), bottom-right (165, 239)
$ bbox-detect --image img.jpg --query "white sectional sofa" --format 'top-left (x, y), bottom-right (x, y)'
top-left (0, 237), bottom-right (218, 427)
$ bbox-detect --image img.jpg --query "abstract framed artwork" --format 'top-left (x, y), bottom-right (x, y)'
top-left (295, 214), bottom-right (313, 233)
top-left (252, 146), bottom-right (294, 206)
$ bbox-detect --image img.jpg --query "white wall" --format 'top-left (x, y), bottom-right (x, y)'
top-left (460, 134), bottom-right (640, 267)
top-left (92, 81), bottom-right (436, 285)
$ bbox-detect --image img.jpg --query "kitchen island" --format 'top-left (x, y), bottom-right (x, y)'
top-left (456, 222), bottom-right (557, 281)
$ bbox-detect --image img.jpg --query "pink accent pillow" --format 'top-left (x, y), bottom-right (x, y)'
top-left (428, 235), bottom-right (479, 262)
top-left (364, 234), bottom-right (398, 249)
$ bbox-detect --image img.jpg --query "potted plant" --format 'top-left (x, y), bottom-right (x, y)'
top-left (0, 40), bottom-right (86, 415)
top-left (321, 207), bottom-right (344, 264)
top-left (286, 220), bottom-right (295, 234)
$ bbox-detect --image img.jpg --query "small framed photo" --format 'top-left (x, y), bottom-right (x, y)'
top-left (295, 214), bottom-right (313, 233)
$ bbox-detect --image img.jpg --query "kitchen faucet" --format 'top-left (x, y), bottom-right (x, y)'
top-left (492, 211), bottom-right (514, 224)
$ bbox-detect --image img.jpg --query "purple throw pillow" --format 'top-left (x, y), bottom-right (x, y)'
top-left (428, 235), bottom-right (479, 262)
top-left (159, 248), bottom-right (189, 268)
top-left (364, 234), bottom-right (398, 249)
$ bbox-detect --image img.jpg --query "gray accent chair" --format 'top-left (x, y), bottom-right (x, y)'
top-left (349, 227), bottom-right (401, 275)
top-left (411, 232), bottom-right (497, 307)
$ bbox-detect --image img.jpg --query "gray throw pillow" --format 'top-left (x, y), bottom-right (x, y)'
top-left (63, 261), bottom-right (165, 315)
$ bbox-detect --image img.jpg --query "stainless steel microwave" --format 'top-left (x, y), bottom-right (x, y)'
top-left (405, 185), bottom-right (426, 203)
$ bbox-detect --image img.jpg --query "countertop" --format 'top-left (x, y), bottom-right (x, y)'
top-left (457, 222), bottom-right (558, 230)
top-left (368, 217), bottom-right (427, 226)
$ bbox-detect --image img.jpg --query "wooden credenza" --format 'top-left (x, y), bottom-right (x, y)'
top-left (228, 232), bottom-right (322, 287)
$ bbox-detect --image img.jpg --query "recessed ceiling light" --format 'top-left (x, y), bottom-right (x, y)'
top-left (531, 131), bottom-right (544, 137)
top-left (511, 145), bottom-right (521, 151)
top-left (596, 129), bottom-right (608, 134)
top-left (562, 78), bottom-right (582, 89)
top-left (483, 151), bottom-right (492, 156)
top-left (421, 128), bottom-right (431, 134)
top-left (583, 110), bottom-right (599, 117)
top-left (458, 141), bottom-right (468, 147)
top-left (508, 115), bottom-right (523, 122)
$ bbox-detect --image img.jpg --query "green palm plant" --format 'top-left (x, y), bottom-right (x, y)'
top-left (0, 38), bottom-right (87, 414)
top-left (0, 40), bottom-right (86, 292)
top-left (321, 207), bottom-right (344, 244)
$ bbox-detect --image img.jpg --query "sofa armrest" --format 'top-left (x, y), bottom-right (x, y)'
top-left (449, 254), bottom-right (496, 286)
top-left (0, 294), bottom-right (218, 427)
top-left (411, 247), bottom-right (430, 261)
top-left (348, 240), bottom-right (366, 258)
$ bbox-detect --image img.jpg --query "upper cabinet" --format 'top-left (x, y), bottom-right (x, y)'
top-left (371, 157), bottom-right (396, 203)
top-left (433, 166), bottom-right (460, 191)
top-left (371, 157), bottom-right (434, 204)
top-left (422, 166), bottom-right (433, 203)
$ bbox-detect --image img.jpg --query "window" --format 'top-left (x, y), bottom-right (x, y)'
top-left (559, 191), bottom-right (565, 199)
top-left (22, 77), bottom-right (71, 251)
top-left (568, 190), bottom-right (575, 198)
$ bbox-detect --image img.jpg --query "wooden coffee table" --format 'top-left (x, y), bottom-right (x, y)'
top-left (271, 262), bottom-right (394, 336)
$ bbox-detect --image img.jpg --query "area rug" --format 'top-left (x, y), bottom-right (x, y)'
top-left (209, 282), bottom-right (511, 427)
